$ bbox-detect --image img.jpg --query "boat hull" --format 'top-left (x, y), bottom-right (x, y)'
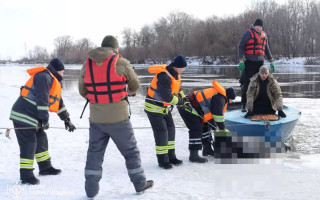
top-left (213, 105), bottom-right (302, 160)
top-left (225, 105), bottom-right (301, 142)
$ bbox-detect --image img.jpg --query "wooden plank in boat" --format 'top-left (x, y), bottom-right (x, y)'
top-left (251, 114), bottom-right (279, 121)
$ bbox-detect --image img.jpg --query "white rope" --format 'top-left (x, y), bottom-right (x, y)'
top-left (0, 126), bottom-right (188, 140)
top-left (0, 126), bottom-right (186, 130)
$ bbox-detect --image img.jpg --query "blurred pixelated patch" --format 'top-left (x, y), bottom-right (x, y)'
top-left (214, 134), bottom-right (285, 164)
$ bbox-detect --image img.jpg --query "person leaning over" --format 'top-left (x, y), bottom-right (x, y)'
top-left (238, 18), bottom-right (274, 112)
top-left (178, 81), bottom-right (236, 158)
top-left (79, 35), bottom-right (153, 198)
top-left (244, 65), bottom-right (286, 118)
top-left (9, 58), bottom-right (76, 185)
top-left (145, 54), bottom-right (187, 169)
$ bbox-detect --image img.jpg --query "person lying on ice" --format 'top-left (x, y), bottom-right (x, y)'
top-left (244, 65), bottom-right (286, 118)
top-left (9, 58), bottom-right (76, 185)
top-left (177, 81), bottom-right (236, 159)
top-left (144, 54), bottom-right (188, 169)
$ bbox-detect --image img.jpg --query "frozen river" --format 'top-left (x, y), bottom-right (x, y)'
top-left (1, 64), bottom-right (320, 199)
top-left (62, 64), bottom-right (320, 98)
top-left (59, 64), bottom-right (320, 153)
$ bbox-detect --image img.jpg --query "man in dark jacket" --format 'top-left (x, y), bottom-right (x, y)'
top-left (9, 58), bottom-right (76, 185)
top-left (178, 86), bottom-right (236, 158)
top-left (144, 54), bottom-right (187, 169)
top-left (238, 18), bottom-right (274, 112)
top-left (79, 35), bottom-right (153, 198)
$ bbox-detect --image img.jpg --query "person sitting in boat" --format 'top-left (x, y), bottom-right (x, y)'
top-left (244, 65), bottom-right (286, 118)
top-left (177, 81), bottom-right (236, 158)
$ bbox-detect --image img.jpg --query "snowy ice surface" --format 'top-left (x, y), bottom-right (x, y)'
top-left (1, 65), bottom-right (320, 200)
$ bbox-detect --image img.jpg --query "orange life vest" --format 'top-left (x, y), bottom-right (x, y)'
top-left (20, 66), bottom-right (61, 112)
top-left (244, 29), bottom-right (267, 56)
top-left (193, 81), bottom-right (228, 122)
top-left (147, 65), bottom-right (181, 106)
top-left (83, 53), bottom-right (128, 103)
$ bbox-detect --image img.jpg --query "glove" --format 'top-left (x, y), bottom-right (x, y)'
top-left (177, 96), bottom-right (192, 111)
top-left (38, 120), bottom-right (49, 130)
top-left (244, 111), bottom-right (254, 118)
top-left (238, 60), bottom-right (245, 71)
top-left (215, 129), bottom-right (231, 136)
top-left (222, 129), bottom-right (230, 133)
top-left (176, 97), bottom-right (185, 107)
top-left (278, 110), bottom-right (286, 118)
top-left (183, 101), bottom-right (193, 111)
top-left (179, 90), bottom-right (186, 98)
top-left (64, 118), bottom-right (76, 132)
top-left (270, 62), bottom-right (275, 72)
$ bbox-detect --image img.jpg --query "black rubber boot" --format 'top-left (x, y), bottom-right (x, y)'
top-left (20, 169), bottom-right (40, 185)
top-left (157, 154), bottom-right (173, 169)
top-left (168, 149), bottom-right (183, 166)
top-left (21, 177), bottom-right (40, 185)
top-left (136, 180), bottom-right (154, 195)
top-left (202, 144), bottom-right (215, 156)
top-left (39, 166), bottom-right (61, 175)
top-left (85, 179), bottom-right (99, 199)
top-left (159, 162), bottom-right (173, 169)
top-left (189, 150), bottom-right (208, 163)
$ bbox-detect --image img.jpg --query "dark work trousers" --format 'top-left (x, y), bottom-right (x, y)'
top-left (13, 122), bottom-right (52, 178)
top-left (177, 107), bottom-right (202, 150)
top-left (146, 111), bottom-right (176, 164)
top-left (253, 101), bottom-right (276, 115)
top-left (241, 60), bottom-right (264, 105)
top-left (253, 79), bottom-right (276, 115)
top-left (84, 120), bottom-right (146, 196)
top-left (202, 123), bottom-right (214, 148)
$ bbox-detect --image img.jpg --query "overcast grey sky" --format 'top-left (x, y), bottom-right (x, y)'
top-left (0, 0), bottom-right (287, 60)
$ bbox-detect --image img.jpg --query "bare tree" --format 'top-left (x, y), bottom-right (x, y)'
top-left (53, 35), bottom-right (74, 63)
top-left (73, 38), bottom-right (95, 63)
top-left (29, 46), bottom-right (49, 62)
top-left (119, 0), bottom-right (320, 63)
top-left (122, 28), bottom-right (133, 47)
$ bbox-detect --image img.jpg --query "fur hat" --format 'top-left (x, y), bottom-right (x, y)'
top-left (254, 18), bottom-right (263, 27)
top-left (101, 35), bottom-right (119, 49)
top-left (259, 65), bottom-right (269, 74)
top-left (171, 54), bottom-right (187, 68)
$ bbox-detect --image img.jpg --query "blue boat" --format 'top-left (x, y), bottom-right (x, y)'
top-left (225, 102), bottom-right (301, 143)
top-left (212, 102), bottom-right (302, 160)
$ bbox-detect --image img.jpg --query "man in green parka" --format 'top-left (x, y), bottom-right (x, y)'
top-left (244, 65), bottom-right (286, 118)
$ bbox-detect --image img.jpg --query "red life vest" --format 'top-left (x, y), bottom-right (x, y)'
top-left (84, 53), bottom-right (128, 103)
top-left (244, 29), bottom-right (267, 56)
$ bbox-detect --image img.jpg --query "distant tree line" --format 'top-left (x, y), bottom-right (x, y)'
top-left (120, 0), bottom-right (320, 64)
top-left (19, 36), bottom-right (96, 64)
top-left (18, 0), bottom-right (320, 64)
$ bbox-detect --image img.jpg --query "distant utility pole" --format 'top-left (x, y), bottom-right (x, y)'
top-left (24, 42), bottom-right (27, 58)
